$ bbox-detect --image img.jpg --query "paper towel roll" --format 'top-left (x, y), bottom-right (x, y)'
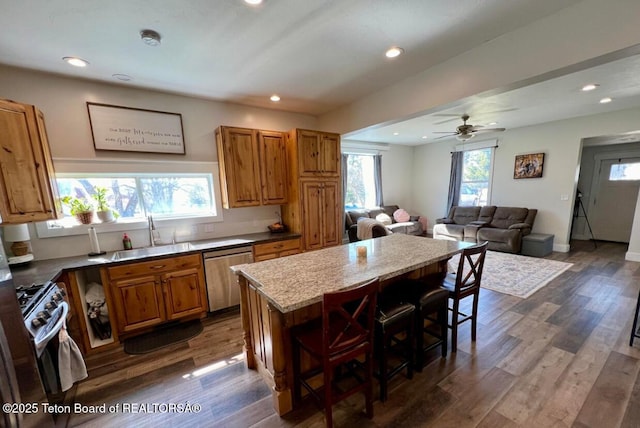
top-left (88, 227), bottom-right (100, 254)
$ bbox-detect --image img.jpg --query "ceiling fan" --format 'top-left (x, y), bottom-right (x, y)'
top-left (435, 114), bottom-right (506, 141)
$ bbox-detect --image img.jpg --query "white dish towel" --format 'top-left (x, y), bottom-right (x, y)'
top-left (58, 324), bottom-right (88, 391)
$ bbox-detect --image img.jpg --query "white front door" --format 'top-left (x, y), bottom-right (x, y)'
top-left (590, 158), bottom-right (640, 243)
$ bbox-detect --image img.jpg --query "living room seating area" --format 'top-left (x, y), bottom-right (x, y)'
top-left (433, 206), bottom-right (537, 253)
top-left (345, 205), bottom-right (425, 242)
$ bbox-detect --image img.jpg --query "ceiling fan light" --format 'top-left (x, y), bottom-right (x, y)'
top-left (456, 133), bottom-right (475, 141)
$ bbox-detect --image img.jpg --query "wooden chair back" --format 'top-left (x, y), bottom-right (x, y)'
top-left (451, 241), bottom-right (488, 297)
top-left (322, 278), bottom-right (378, 359)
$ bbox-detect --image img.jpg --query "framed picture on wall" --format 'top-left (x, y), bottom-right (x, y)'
top-left (514, 153), bottom-right (545, 179)
top-left (87, 102), bottom-right (185, 154)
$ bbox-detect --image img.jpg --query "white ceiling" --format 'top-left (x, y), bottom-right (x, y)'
top-left (1, 0), bottom-right (639, 145)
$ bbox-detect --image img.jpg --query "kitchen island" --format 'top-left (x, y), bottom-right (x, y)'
top-left (231, 233), bottom-right (471, 415)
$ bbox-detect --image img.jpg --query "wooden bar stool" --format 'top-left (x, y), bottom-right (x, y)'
top-left (413, 287), bottom-right (449, 369)
top-left (291, 278), bottom-right (378, 428)
top-left (374, 293), bottom-right (415, 401)
top-left (383, 280), bottom-right (448, 371)
top-left (440, 241), bottom-right (488, 352)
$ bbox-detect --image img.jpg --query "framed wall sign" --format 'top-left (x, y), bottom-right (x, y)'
top-left (514, 153), bottom-right (544, 179)
top-left (87, 102), bottom-right (185, 154)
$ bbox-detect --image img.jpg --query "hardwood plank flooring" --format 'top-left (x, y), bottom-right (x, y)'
top-left (62, 240), bottom-right (640, 427)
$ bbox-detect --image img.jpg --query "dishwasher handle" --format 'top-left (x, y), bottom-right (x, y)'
top-left (203, 246), bottom-right (253, 259)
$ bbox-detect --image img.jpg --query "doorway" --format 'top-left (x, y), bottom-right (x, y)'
top-left (589, 157), bottom-right (640, 243)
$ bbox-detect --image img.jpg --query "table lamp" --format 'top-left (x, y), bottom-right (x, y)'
top-left (4, 224), bottom-right (31, 257)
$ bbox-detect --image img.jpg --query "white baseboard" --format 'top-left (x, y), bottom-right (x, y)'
top-left (626, 251), bottom-right (640, 262)
top-left (553, 243), bottom-right (570, 253)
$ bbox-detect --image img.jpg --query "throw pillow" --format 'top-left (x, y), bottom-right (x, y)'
top-left (393, 208), bottom-right (410, 223)
top-left (375, 213), bottom-right (392, 225)
top-left (418, 216), bottom-right (428, 231)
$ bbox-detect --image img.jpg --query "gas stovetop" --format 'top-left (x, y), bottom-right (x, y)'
top-left (16, 282), bottom-right (53, 317)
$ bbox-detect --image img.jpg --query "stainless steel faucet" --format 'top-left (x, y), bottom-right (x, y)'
top-left (148, 215), bottom-right (156, 247)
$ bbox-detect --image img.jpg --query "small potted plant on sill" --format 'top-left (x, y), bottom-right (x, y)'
top-left (91, 186), bottom-right (118, 223)
top-left (61, 196), bottom-right (95, 224)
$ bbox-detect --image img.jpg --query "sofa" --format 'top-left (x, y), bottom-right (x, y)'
top-left (433, 206), bottom-right (537, 253)
top-left (345, 205), bottom-right (424, 242)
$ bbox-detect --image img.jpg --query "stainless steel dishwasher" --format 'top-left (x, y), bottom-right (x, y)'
top-left (203, 246), bottom-right (253, 312)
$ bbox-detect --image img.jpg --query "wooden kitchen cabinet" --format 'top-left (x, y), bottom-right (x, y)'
top-left (282, 129), bottom-right (342, 251)
top-left (301, 180), bottom-right (341, 250)
top-left (216, 126), bottom-right (288, 208)
top-left (106, 253), bottom-right (207, 336)
top-left (295, 129), bottom-right (340, 177)
top-left (163, 267), bottom-right (206, 320)
top-left (258, 130), bottom-right (288, 205)
top-left (252, 237), bottom-right (302, 262)
top-left (0, 98), bottom-right (62, 223)
top-left (110, 275), bottom-right (165, 333)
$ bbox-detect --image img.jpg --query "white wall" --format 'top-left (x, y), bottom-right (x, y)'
top-left (0, 65), bottom-right (318, 260)
top-left (380, 145), bottom-right (416, 212)
top-left (411, 107), bottom-right (640, 251)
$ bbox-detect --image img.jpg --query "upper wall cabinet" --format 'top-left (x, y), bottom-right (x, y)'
top-left (258, 130), bottom-right (288, 205)
top-left (216, 126), bottom-right (288, 208)
top-left (0, 99), bottom-right (61, 224)
top-left (296, 129), bottom-right (340, 177)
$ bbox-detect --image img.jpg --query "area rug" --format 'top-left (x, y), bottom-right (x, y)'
top-left (449, 251), bottom-right (573, 298)
top-left (124, 320), bottom-right (203, 355)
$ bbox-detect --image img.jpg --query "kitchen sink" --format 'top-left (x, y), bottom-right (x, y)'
top-left (111, 242), bottom-right (194, 261)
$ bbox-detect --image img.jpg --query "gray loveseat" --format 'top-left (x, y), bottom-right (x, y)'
top-left (433, 206), bottom-right (537, 253)
top-left (345, 204), bottom-right (424, 242)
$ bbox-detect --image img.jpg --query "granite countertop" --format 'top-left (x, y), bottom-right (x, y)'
top-left (10, 231), bottom-right (300, 286)
top-left (231, 234), bottom-right (471, 313)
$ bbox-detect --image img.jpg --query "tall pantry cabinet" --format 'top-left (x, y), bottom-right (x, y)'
top-left (282, 129), bottom-right (342, 251)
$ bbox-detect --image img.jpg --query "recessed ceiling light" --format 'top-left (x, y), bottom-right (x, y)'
top-left (270, 94), bottom-right (280, 102)
top-left (244, 0), bottom-right (263, 4)
top-left (421, 136), bottom-right (428, 139)
top-left (385, 47), bottom-right (404, 58)
top-left (113, 74), bottom-right (132, 81)
top-left (581, 83), bottom-right (599, 91)
top-left (393, 132), bottom-right (399, 136)
top-left (600, 97), bottom-right (612, 104)
top-left (62, 57), bottom-right (89, 67)
top-left (487, 122), bottom-right (498, 126)
top-left (140, 29), bottom-right (161, 46)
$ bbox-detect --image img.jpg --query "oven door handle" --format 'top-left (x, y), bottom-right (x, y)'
top-left (34, 302), bottom-right (69, 357)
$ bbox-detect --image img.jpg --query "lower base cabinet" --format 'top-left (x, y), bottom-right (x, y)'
top-left (106, 254), bottom-right (207, 336)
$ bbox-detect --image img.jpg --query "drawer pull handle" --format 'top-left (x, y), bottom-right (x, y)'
top-left (151, 265), bottom-right (166, 270)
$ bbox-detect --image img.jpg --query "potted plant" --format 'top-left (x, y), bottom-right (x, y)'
top-left (91, 186), bottom-right (118, 223)
top-left (61, 196), bottom-right (95, 224)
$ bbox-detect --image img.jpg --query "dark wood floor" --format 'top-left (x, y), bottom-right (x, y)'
top-left (63, 240), bottom-right (640, 427)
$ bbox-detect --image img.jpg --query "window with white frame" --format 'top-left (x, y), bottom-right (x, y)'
top-left (52, 173), bottom-right (215, 229)
top-left (344, 154), bottom-right (376, 209)
top-left (34, 159), bottom-right (224, 238)
top-left (458, 147), bottom-right (494, 207)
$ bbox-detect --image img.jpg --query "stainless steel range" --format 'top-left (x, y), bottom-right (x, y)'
top-left (18, 281), bottom-right (68, 357)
